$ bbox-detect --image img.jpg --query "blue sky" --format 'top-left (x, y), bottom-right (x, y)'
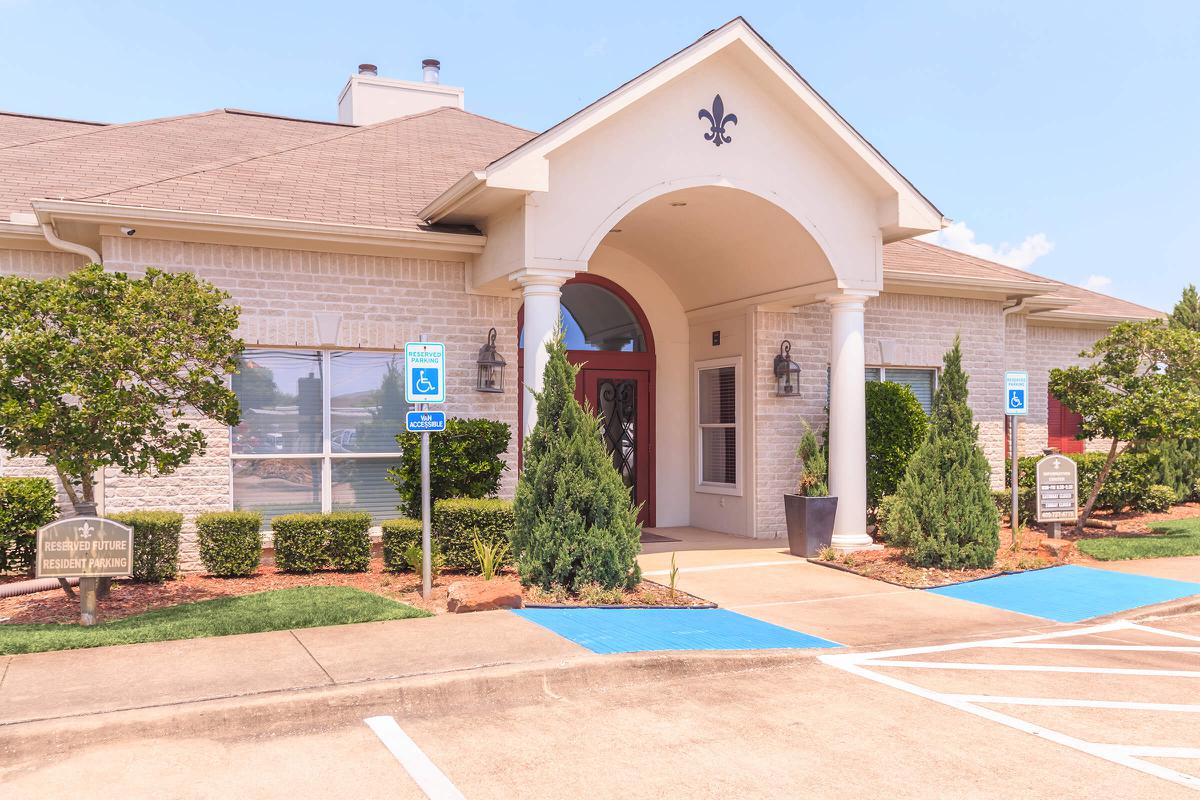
top-left (3, 1), bottom-right (1196, 312)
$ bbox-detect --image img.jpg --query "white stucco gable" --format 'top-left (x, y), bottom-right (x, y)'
top-left (422, 17), bottom-right (945, 299)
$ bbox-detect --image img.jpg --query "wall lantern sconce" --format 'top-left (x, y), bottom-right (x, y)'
top-left (476, 327), bottom-right (506, 393)
top-left (773, 339), bottom-right (801, 397)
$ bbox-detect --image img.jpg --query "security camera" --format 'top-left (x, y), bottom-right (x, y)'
top-left (120, 226), bottom-right (136, 236)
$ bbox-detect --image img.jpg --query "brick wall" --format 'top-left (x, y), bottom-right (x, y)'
top-left (754, 292), bottom-right (1008, 538)
top-left (1024, 322), bottom-right (1109, 455)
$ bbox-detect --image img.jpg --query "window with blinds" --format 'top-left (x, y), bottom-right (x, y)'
top-left (697, 359), bottom-right (740, 491)
top-left (864, 367), bottom-right (937, 413)
top-left (231, 348), bottom-right (408, 527)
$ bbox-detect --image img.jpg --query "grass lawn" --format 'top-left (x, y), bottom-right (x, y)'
top-left (1077, 518), bottom-right (1200, 561)
top-left (0, 586), bottom-right (430, 655)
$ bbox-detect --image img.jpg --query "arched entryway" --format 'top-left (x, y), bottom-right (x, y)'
top-left (518, 274), bottom-right (657, 525)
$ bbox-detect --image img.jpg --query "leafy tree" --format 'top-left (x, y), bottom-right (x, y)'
top-left (1139, 284), bottom-right (1200, 501)
top-left (865, 381), bottom-right (928, 514)
top-left (1049, 319), bottom-right (1200, 532)
top-left (0, 264), bottom-right (243, 510)
top-left (388, 418), bottom-right (510, 518)
top-left (511, 327), bottom-right (642, 592)
top-left (884, 337), bottom-right (999, 568)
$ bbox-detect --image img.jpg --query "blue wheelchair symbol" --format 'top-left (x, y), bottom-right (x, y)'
top-left (1009, 389), bottom-right (1025, 409)
top-left (411, 369), bottom-right (439, 396)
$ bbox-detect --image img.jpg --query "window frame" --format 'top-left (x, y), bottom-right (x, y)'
top-left (694, 356), bottom-right (743, 496)
top-left (228, 346), bottom-right (407, 522)
top-left (865, 365), bottom-right (939, 413)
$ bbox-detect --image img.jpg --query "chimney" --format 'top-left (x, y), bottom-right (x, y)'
top-left (422, 59), bottom-right (440, 84)
top-left (337, 59), bottom-right (463, 125)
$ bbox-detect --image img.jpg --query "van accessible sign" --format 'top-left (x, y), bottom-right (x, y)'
top-left (36, 517), bottom-right (134, 579)
top-left (405, 410), bottom-right (447, 432)
top-left (1036, 454), bottom-right (1078, 523)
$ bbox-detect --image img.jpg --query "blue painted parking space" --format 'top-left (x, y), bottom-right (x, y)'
top-left (511, 607), bottom-right (841, 654)
top-left (926, 564), bottom-right (1200, 623)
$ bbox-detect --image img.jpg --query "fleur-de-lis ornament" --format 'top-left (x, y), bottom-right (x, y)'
top-left (698, 94), bottom-right (737, 147)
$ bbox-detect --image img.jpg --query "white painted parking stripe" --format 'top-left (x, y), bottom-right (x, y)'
top-left (948, 694), bottom-right (1200, 713)
top-left (856, 659), bottom-right (1200, 678)
top-left (996, 642), bottom-right (1200, 653)
top-left (365, 715), bottom-right (466, 800)
top-left (822, 621), bottom-right (1200, 792)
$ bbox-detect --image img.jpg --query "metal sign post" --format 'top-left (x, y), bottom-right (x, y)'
top-left (1004, 371), bottom-right (1029, 532)
top-left (36, 517), bottom-right (133, 626)
top-left (405, 341), bottom-right (446, 600)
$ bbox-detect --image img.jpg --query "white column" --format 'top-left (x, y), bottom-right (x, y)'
top-left (515, 270), bottom-right (571, 439)
top-left (825, 291), bottom-right (877, 550)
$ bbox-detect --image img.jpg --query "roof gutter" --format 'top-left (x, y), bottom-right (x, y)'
top-left (1002, 297), bottom-right (1031, 318)
top-left (41, 221), bottom-right (101, 264)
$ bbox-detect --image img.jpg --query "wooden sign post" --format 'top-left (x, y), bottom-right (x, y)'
top-left (36, 517), bottom-right (133, 626)
top-left (1035, 454), bottom-right (1078, 539)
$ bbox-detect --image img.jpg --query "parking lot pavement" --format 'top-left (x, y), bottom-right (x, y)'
top-left (822, 616), bottom-right (1200, 792)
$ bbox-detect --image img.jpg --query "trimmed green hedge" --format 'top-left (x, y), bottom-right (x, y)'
top-left (381, 518), bottom-right (421, 572)
top-left (271, 512), bottom-right (371, 573)
top-left (1141, 484), bottom-right (1178, 513)
top-left (0, 477), bottom-right (58, 575)
top-left (109, 510), bottom-right (182, 583)
top-left (380, 498), bottom-right (514, 574)
top-left (196, 511), bottom-right (262, 577)
top-left (1007, 451), bottom-right (1168, 515)
top-left (325, 511), bottom-right (371, 572)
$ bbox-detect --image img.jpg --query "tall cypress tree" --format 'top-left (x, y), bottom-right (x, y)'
top-left (512, 327), bottom-right (642, 592)
top-left (885, 336), bottom-right (1000, 568)
top-left (1143, 284), bottom-right (1200, 500)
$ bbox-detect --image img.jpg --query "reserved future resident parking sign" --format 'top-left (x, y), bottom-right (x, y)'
top-left (404, 342), bottom-right (446, 404)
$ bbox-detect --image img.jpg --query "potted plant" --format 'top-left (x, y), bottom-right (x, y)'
top-left (784, 424), bottom-right (838, 557)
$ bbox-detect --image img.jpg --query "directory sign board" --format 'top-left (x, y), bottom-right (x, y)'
top-left (36, 517), bottom-right (134, 579)
top-left (1005, 371), bottom-right (1028, 416)
top-left (1036, 454), bottom-right (1078, 523)
top-left (405, 410), bottom-right (447, 432)
top-left (404, 342), bottom-right (445, 404)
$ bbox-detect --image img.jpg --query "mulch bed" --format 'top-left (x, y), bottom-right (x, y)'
top-left (0, 557), bottom-right (709, 625)
top-left (818, 503), bottom-right (1200, 589)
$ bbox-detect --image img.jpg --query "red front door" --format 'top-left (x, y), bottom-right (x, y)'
top-left (578, 367), bottom-right (653, 526)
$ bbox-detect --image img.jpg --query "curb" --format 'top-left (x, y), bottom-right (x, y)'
top-left (0, 648), bottom-right (821, 763)
top-left (1098, 596), bottom-right (1200, 623)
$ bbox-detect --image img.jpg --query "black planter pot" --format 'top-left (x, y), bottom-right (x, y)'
top-left (783, 494), bottom-right (838, 557)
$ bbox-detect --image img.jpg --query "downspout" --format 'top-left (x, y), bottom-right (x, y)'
top-left (1002, 297), bottom-right (1031, 318)
top-left (41, 222), bottom-right (101, 264)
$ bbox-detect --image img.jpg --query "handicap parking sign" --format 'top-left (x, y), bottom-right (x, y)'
top-left (1005, 371), bottom-right (1028, 416)
top-left (404, 342), bottom-right (445, 404)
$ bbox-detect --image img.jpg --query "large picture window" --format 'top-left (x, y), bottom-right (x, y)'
top-left (696, 357), bottom-right (741, 494)
top-left (865, 366), bottom-right (937, 413)
top-left (230, 348), bottom-right (408, 526)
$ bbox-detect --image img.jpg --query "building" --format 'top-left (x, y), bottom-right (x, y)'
top-left (0, 19), bottom-right (1160, 565)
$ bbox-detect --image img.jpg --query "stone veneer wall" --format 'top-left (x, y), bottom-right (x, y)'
top-left (93, 237), bottom-right (518, 568)
top-left (754, 292), bottom-right (1008, 539)
top-left (0, 248), bottom-right (89, 511)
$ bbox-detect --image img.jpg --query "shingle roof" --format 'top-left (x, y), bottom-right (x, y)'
top-left (0, 112), bottom-right (106, 147)
top-left (0, 109), bottom-right (356, 219)
top-left (0, 101), bottom-right (1160, 322)
top-left (81, 107), bottom-right (535, 230)
top-left (883, 238), bottom-right (1162, 321)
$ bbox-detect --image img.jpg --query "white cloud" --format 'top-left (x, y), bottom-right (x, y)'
top-left (1084, 274), bottom-right (1113, 292)
top-left (918, 221), bottom-right (1054, 270)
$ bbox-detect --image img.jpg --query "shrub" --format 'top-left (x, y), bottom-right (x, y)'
top-left (992, 487), bottom-right (1035, 526)
top-left (109, 510), bottom-right (182, 582)
top-left (473, 533), bottom-right (511, 580)
top-left (1008, 451), bottom-right (1161, 516)
top-left (381, 518), bottom-right (422, 572)
top-left (866, 381), bottom-right (928, 513)
top-left (388, 418), bottom-right (511, 518)
top-left (513, 328), bottom-right (642, 592)
top-left (0, 477), bottom-right (57, 575)
top-left (196, 511), bottom-right (262, 577)
top-left (1138, 484), bottom-right (1178, 513)
top-left (271, 513), bottom-right (327, 573)
top-left (325, 511), bottom-right (371, 572)
top-left (883, 337), bottom-right (999, 569)
top-left (1138, 439), bottom-right (1200, 502)
top-left (434, 498), bottom-right (514, 572)
top-left (795, 423), bottom-right (828, 497)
